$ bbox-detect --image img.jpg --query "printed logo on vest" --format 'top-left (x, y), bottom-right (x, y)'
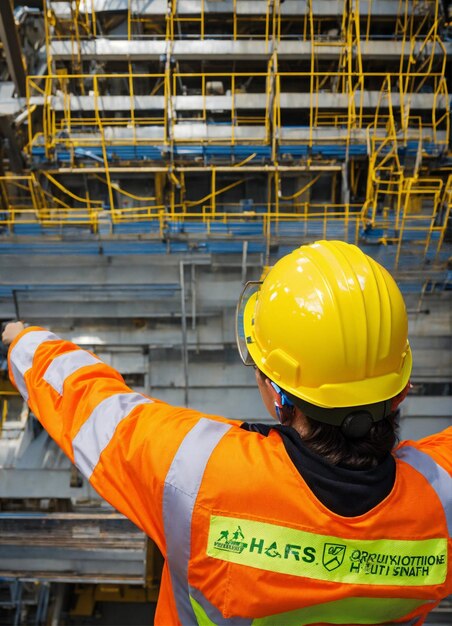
top-left (207, 515), bottom-right (448, 587)
top-left (214, 525), bottom-right (248, 554)
top-left (322, 543), bottom-right (346, 571)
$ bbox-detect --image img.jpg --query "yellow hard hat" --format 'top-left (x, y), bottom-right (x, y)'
top-left (237, 240), bottom-right (412, 409)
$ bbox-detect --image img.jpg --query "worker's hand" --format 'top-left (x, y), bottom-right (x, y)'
top-left (1, 321), bottom-right (25, 347)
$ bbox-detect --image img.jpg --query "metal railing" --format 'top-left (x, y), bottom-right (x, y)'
top-left (44, 0), bottom-right (444, 44)
top-left (1, 0), bottom-right (447, 272)
top-left (26, 68), bottom-right (449, 154)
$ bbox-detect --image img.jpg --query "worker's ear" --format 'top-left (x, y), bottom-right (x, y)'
top-left (391, 382), bottom-right (410, 412)
top-left (267, 380), bottom-right (294, 424)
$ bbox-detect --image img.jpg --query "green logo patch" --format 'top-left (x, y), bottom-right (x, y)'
top-left (214, 526), bottom-right (247, 554)
top-left (322, 543), bottom-right (346, 571)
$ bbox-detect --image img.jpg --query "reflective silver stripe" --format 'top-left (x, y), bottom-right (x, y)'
top-left (396, 445), bottom-right (452, 535)
top-left (190, 586), bottom-right (252, 626)
top-left (9, 330), bottom-right (59, 401)
top-left (72, 392), bottom-right (152, 479)
top-left (163, 418), bottom-right (232, 625)
top-left (43, 350), bottom-right (101, 395)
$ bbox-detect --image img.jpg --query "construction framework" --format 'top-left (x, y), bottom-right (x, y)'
top-left (0, 3), bottom-right (452, 621)
top-left (0, 0), bottom-right (451, 271)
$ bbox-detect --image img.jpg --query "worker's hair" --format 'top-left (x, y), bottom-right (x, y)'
top-left (257, 369), bottom-right (401, 469)
top-left (297, 412), bottom-right (399, 469)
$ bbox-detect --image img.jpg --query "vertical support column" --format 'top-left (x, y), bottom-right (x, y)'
top-left (0, 118), bottom-right (23, 173)
top-left (0, 1), bottom-right (26, 97)
top-left (49, 584), bottom-right (65, 626)
top-left (155, 172), bottom-right (165, 207)
top-left (269, 52), bottom-right (278, 163)
top-left (341, 162), bottom-right (350, 206)
top-left (93, 74), bottom-right (115, 217)
top-left (165, 10), bottom-right (174, 184)
top-left (241, 241), bottom-right (248, 284)
top-left (211, 168), bottom-right (216, 215)
top-left (179, 262), bottom-right (189, 407)
top-left (267, 171), bottom-right (272, 215)
top-left (12, 580), bottom-right (23, 626)
top-left (191, 264), bottom-right (197, 331)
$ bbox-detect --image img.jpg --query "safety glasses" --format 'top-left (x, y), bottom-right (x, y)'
top-left (235, 280), bottom-right (262, 366)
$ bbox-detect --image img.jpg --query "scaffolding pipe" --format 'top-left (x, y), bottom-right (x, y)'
top-left (179, 262), bottom-right (189, 407)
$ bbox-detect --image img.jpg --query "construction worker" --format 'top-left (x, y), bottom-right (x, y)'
top-left (2, 240), bottom-right (451, 625)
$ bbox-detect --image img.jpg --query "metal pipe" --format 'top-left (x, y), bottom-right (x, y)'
top-left (241, 241), bottom-right (248, 284)
top-left (13, 581), bottom-right (22, 626)
top-left (49, 583), bottom-right (65, 626)
top-left (0, 1), bottom-right (27, 97)
top-left (55, 165), bottom-right (343, 174)
top-left (191, 264), bottom-right (197, 332)
top-left (179, 262), bottom-right (189, 407)
top-left (12, 290), bottom-right (20, 320)
top-left (36, 582), bottom-right (51, 626)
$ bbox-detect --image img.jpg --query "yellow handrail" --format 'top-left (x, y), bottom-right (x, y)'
top-left (43, 172), bottom-right (103, 204)
top-left (186, 178), bottom-right (246, 208)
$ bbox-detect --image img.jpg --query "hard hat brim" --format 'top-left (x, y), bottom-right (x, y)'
top-left (243, 291), bottom-right (412, 409)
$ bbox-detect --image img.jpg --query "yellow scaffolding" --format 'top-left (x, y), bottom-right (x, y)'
top-left (27, 73), bottom-right (168, 162)
top-left (40, 0), bottom-right (449, 148)
top-left (26, 65), bottom-right (449, 154)
top-left (361, 67), bottom-right (450, 268)
top-left (0, 0), bottom-right (447, 269)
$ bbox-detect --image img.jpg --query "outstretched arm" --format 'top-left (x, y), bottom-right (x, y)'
top-left (3, 323), bottom-right (234, 551)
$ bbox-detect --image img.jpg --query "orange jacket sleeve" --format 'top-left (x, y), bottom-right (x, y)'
top-left (7, 326), bottom-right (237, 552)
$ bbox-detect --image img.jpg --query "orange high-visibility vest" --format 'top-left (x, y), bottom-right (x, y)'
top-left (8, 328), bottom-right (452, 625)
